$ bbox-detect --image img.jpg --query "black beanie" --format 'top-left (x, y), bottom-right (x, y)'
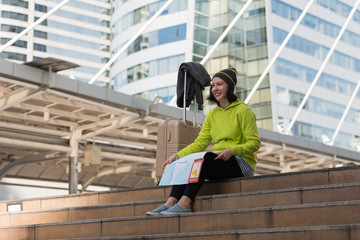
top-left (212, 68), bottom-right (237, 89)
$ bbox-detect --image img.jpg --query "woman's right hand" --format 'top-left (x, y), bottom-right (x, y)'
top-left (162, 154), bottom-right (179, 169)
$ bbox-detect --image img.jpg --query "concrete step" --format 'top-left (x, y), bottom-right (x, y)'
top-left (58, 224), bottom-right (360, 240)
top-left (1, 165), bottom-right (360, 214)
top-left (1, 200), bottom-right (360, 239)
top-left (1, 182), bottom-right (360, 227)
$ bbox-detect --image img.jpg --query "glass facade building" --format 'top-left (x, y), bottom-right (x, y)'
top-left (111, 0), bottom-right (188, 102)
top-left (0, 0), bottom-right (111, 84)
top-left (1, 0), bottom-right (358, 150)
top-left (268, 0), bottom-right (360, 149)
top-left (112, 0), bottom-right (360, 151)
top-left (192, 0), bottom-right (271, 128)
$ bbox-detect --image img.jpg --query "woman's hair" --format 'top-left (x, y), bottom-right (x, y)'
top-left (207, 83), bottom-right (238, 106)
top-left (207, 68), bottom-right (238, 106)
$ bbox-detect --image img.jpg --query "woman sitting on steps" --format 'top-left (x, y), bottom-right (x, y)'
top-left (147, 68), bottom-right (261, 215)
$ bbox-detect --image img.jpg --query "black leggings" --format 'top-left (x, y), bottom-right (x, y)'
top-left (169, 152), bottom-right (244, 201)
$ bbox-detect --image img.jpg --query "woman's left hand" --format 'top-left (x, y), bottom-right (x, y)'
top-left (214, 148), bottom-right (232, 161)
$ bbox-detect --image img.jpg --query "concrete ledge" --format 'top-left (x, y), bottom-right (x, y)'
top-left (1, 165), bottom-right (360, 214)
top-left (1, 200), bottom-right (360, 239)
top-left (1, 182), bottom-right (360, 227)
top-left (69, 224), bottom-right (360, 240)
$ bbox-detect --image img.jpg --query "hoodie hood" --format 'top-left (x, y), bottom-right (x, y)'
top-left (218, 99), bottom-right (243, 111)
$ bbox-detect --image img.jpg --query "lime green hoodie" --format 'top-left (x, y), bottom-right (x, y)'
top-left (176, 99), bottom-right (261, 170)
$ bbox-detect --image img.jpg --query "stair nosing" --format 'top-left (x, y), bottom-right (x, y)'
top-left (54, 223), bottom-right (360, 240)
top-left (1, 181), bottom-right (360, 216)
top-left (2, 165), bottom-right (359, 205)
top-left (1, 199), bottom-right (359, 229)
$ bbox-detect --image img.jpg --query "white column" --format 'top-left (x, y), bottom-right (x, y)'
top-left (69, 127), bottom-right (81, 194)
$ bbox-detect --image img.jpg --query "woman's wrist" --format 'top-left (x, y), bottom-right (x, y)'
top-left (171, 154), bottom-right (179, 162)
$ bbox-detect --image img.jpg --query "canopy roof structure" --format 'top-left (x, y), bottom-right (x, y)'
top-left (0, 59), bottom-right (359, 193)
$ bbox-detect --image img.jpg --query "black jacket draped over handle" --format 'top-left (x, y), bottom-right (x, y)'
top-left (176, 62), bottom-right (211, 111)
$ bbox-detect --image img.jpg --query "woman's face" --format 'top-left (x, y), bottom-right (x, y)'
top-left (211, 77), bottom-right (228, 102)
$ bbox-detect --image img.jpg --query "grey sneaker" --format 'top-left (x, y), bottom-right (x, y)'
top-left (160, 204), bottom-right (192, 215)
top-left (146, 205), bottom-right (169, 215)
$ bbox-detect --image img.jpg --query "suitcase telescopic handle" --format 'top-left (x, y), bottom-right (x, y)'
top-left (183, 69), bottom-right (187, 124)
top-left (167, 131), bottom-right (171, 141)
top-left (183, 69), bottom-right (196, 126)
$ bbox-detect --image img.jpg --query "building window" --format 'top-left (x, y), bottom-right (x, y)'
top-left (34, 30), bottom-right (48, 39)
top-left (35, 4), bottom-right (109, 27)
top-left (0, 51), bottom-right (26, 61)
top-left (1, 24), bottom-right (24, 33)
top-left (34, 17), bottom-right (110, 39)
top-left (113, 54), bottom-right (184, 89)
top-left (292, 121), bottom-right (352, 149)
top-left (315, 0), bottom-right (360, 25)
top-left (135, 86), bottom-right (176, 103)
top-left (33, 43), bottom-right (46, 52)
top-left (34, 30), bottom-right (104, 50)
top-left (33, 43), bottom-right (104, 62)
top-left (1, 11), bottom-right (28, 21)
top-left (2, 0), bottom-right (28, 8)
top-left (118, 24), bottom-right (186, 57)
top-left (273, 27), bottom-right (360, 73)
top-left (114, 0), bottom-right (187, 35)
top-left (35, 4), bottom-right (48, 13)
top-left (275, 58), bottom-right (357, 97)
top-left (246, 27), bottom-right (267, 46)
top-left (272, 0), bottom-right (360, 48)
top-left (149, 24), bottom-right (186, 47)
top-left (1, 38), bottom-right (27, 48)
top-left (276, 87), bottom-right (360, 124)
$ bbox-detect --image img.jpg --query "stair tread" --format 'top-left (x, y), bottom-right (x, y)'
top-left (2, 165), bottom-right (359, 207)
top-left (1, 199), bottom-right (359, 228)
top-left (1, 166), bottom-right (360, 239)
top-left (55, 223), bottom-right (360, 240)
top-left (1, 181), bottom-right (359, 215)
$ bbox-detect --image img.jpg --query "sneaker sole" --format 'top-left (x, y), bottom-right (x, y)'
top-left (146, 212), bottom-right (161, 216)
top-left (160, 210), bottom-right (192, 215)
